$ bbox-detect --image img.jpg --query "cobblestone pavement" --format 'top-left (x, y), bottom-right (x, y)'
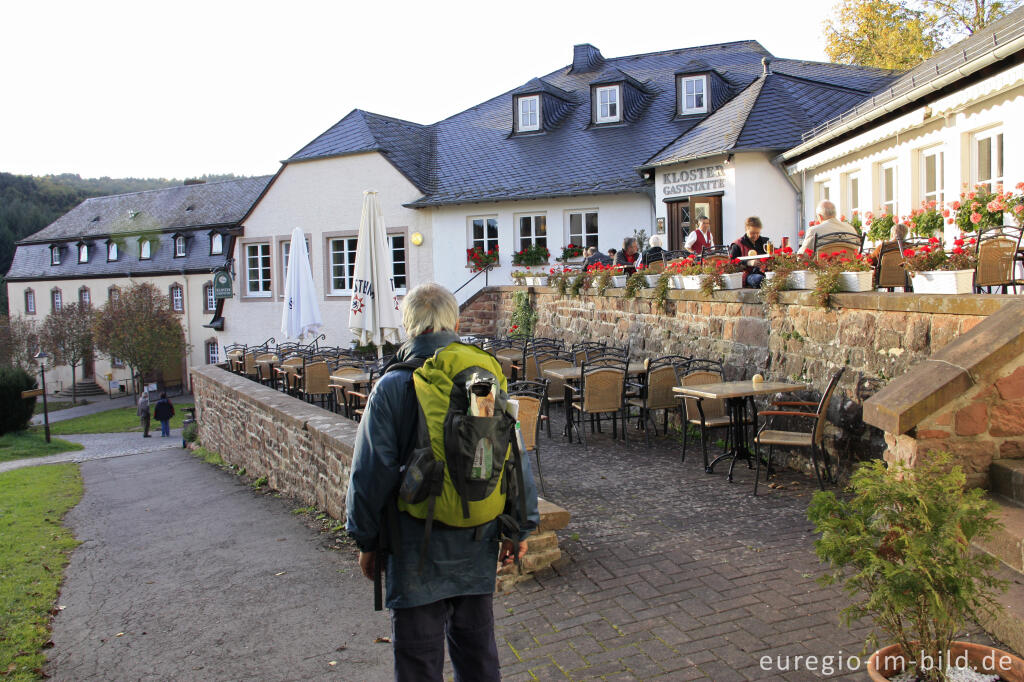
top-left (0, 430), bottom-right (182, 474)
top-left (493, 414), bottom-right (1010, 681)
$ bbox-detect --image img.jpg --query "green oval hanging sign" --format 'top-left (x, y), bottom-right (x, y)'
top-left (213, 270), bottom-right (233, 299)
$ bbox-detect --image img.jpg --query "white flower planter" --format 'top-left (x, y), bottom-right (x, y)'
top-left (669, 275), bottom-right (686, 289)
top-left (838, 270), bottom-right (874, 292)
top-left (788, 270), bottom-right (817, 289)
top-left (720, 272), bottom-right (744, 290)
top-left (611, 275), bottom-right (628, 288)
top-left (909, 269), bottom-right (975, 295)
top-left (681, 275), bottom-right (702, 290)
top-left (524, 276), bottom-right (546, 286)
top-left (644, 274), bottom-right (662, 287)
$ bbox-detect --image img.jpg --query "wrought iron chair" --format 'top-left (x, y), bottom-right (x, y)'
top-left (812, 231), bottom-right (864, 259)
top-left (508, 379), bottom-right (549, 493)
top-left (699, 245), bottom-right (730, 266)
top-left (569, 356), bottom-right (627, 445)
top-left (975, 226), bottom-right (1023, 293)
top-left (753, 367), bottom-right (844, 494)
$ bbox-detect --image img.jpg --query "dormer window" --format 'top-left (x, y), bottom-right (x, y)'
top-left (679, 75), bottom-right (708, 115)
top-left (594, 85), bottom-right (621, 124)
top-left (210, 232), bottom-right (223, 255)
top-left (107, 241), bottom-right (118, 261)
top-left (516, 95), bottom-right (540, 132)
top-left (140, 239), bottom-right (152, 260)
top-left (78, 243), bottom-right (89, 263)
top-left (50, 245), bottom-right (61, 265)
top-left (174, 234), bottom-right (186, 257)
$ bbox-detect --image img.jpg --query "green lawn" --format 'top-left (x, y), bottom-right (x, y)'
top-left (0, 432), bottom-right (84, 464)
top-left (0, 463), bottom-right (83, 680)
top-left (42, 403), bottom-right (193, 436)
top-left (32, 401), bottom-right (79, 416)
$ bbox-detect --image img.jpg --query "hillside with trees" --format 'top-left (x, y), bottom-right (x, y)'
top-left (0, 172), bottom-right (247, 315)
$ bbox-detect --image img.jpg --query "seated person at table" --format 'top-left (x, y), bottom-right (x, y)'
top-left (798, 200), bottom-right (859, 255)
top-left (583, 246), bottom-right (612, 269)
top-left (728, 216), bottom-right (771, 288)
top-left (607, 248), bottom-right (617, 260)
top-left (684, 216), bottom-right (715, 255)
top-left (871, 222), bottom-right (908, 262)
top-left (613, 237), bottom-right (639, 268)
top-left (639, 234), bottom-right (666, 267)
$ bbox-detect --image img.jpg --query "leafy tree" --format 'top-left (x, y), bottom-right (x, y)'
top-left (0, 366), bottom-right (37, 435)
top-left (39, 303), bottom-right (94, 404)
top-left (92, 283), bottom-right (187, 395)
top-left (919, 0), bottom-right (1022, 42)
top-left (825, 0), bottom-right (938, 69)
top-left (0, 315), bottom-right (39, 371)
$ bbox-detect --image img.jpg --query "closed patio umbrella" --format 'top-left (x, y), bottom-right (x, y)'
top-left (349, 190), bottom-right (403, 357)
top-left (280, 227), bottom-right (323, 340)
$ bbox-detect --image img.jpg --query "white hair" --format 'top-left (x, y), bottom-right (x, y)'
top-left (648, 234), bottom-right (663, 248)
top-left (400, 282), bottom-right (458, 337)
top-left (817, 200), bottom-right (837, 219)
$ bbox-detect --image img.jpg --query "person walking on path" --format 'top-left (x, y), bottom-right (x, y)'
top-left (346, 282), bottom-right (540, 682)
top-left (152, 392), bottom-right (175, 437)
top-left (137, 392), bottom-right (151, 438)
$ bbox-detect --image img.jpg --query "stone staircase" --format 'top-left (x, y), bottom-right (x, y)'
top-left (55, 380), bottom-right (106, 399)
top-left (974, 459), bottom-right (1024, 655)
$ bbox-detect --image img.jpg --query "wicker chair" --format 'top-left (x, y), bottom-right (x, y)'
top-left (346, 368), bottom-right (379, 422)
top-left (571, 341), bottom-right (606, 366)
top-left (242, 352), bottom-right (258, 381)
top-left (626, 356), bottom-right (689, 448)
top-left (254, 353), bottom-right (279, 387)
top-left (298, 360), bottom-right (332, 408)
top-left (678, 359), bottom-right (747, 471)
top-left (275, 356), bottom-right (305, 394)
top-left (874, 240), bottom-right (909, 291)
top-left (494, 341), bottom-right (524, 381)
top-left (535, 350), bottom-right (575, 438)
top-left (508, 380), bottom-right (548, 492)
top-left (328, 363), bottom-right (366, 418)
top-left (975, 227), bottom-right (1023, 293)
top-left (569, 357), bottom-right (627, 445)
top-left (753, 368), bottom-right (844, 494)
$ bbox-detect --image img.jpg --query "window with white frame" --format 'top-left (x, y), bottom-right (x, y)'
top-left (516, 214), bottom-right (548, 252)
top-left (816, 180), bottom-right (833, 205)
top-left (25, 289), bottom-right (35, 315)
top-left (594, 85), bottom-right (620, 123)
top-left (107, 241), bottom-right (118, 261)
top-left (51, 246), bottom-right (61, 265)
top-left (245, 243), bottom-right (272, 296)
top-left (568, 210), bottom-right (599, 249)
top-left (79, 287), bottom-right (90, 306)
top-left (920, 147), bottom-right (944, 207)
top-left (878, 160), bottom-right (897, 216)
top-left (680, 75), bottom-right (707, 115)
top-left (972, 128), bottom-right (1003, 193)
top-left (174, 235), bottom-right (186, 257)
top-left (140, 239), bottom-right (152, 260)
top-left (210, 232), bottom-right (223, 255)
top-left (111, 355), bottom-right (124, 368)
top-left (170, 284), bottom-right (184, 312)
top-left (51, 289), bottom-right (62, 312)
top-left (206, 341), bottom-right (219, 365)
top-left (517, 95), bottom-right (540, 132)
top-left (78, 243), bottom-right (88, 263)
top-left (204, 284), bottom-right (215, 312)
top-left (389, 235), bottom-right (407, 292)
top-left (329, 237), bottom-right (359, 293)
top-left (108, 286), bottom-right (120, 302)
top-left (846, 173), bottom-right (861, 219)
top-left (469, 217), bottom-right (499, 254)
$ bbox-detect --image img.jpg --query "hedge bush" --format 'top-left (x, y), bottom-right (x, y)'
top-left (0, 366), bottom-right (38, 435)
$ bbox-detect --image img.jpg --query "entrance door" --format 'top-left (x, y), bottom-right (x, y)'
top-left (666, 200), bottom-right (690, 251)
top-left (83, 350), bottom-right (95, 380)
top-left (690, 195), bottom-right (723, 246)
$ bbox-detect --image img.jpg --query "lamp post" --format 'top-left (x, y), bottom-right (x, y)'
top-left (34, 351), bottom-right (51, 443)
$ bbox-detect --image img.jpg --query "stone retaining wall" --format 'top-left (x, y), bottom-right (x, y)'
top-left (461, 286), bottom-right (1015, 471)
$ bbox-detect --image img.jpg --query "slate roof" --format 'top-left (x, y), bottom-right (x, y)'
top-left (6, 176), bottom-right (271, 281)
top-left (795, 5), bottom-right (1024, 150)
top-left (286, 41), bottom-right (901, 207)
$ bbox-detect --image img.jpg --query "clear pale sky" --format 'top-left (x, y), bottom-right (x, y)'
top-left (1, 0), bottom-right (832, 180)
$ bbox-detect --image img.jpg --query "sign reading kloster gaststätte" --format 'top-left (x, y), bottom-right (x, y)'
top-left (662, 164), bottom-right (726, 197)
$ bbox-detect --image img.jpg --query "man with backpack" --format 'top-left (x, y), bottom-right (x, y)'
top-left (346, 282), bottom-right (539, 682)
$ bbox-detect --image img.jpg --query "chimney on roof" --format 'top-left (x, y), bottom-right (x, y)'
top-left (184, 178), bottom-right (206, 186)
top-left (570, 44), bottom-right (604, 73)
top-left (762, 57), bottom-right (772, 76)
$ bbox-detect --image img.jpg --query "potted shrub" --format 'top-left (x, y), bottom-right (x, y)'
top-left (611, 265), bottom-right (630, 289)
top-left (830, 252), bottom-right (875, 292)
top-left (587, 262), bottom-right (615, 295)
top-left (510, 269), bottom-right (529, 286)
top-left (466, 245), bottom-right (499, 272)
top-left (952, 185), bottom-right (1007, 234)
top-left (866, 212), bottom-right (896, 244)
top-left (512, 243), bottom-right (550, 271)
top-left (764, 247), bottom-right (818, 289)
top-left (546, 266), bottom-right (569, 292)
top-left (639, 263), bottom-right (662, 288)
top-left (698, 257), bottom-right (745, 296)
top-left (666, 257), bottom-right (699, 289)
top-left (908, 201), bottom-right (945, 240)
top-left (903, 236), bottom-right (977, 295)
top-left (808, 452), bottom-right (1019, 682)
top-left (557, 243), bottom-right (585, 264)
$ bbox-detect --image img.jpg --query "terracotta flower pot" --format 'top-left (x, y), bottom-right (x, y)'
top-left (866, 641), bottom-right (1024, 681)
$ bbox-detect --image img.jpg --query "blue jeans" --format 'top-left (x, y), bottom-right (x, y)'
top-left (159, 419), bottom-right (170, 436)
top-left (390, 593), bottom-right (500, 682)
top-left (747, 272), bottom-right (765, 288)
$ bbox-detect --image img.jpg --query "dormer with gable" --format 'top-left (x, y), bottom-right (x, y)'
top-left (511, 78), bottom-right (577, 134)
top-left (674, 60), bottom-right (735, 118)
top-left (587, 65), bottom-right (656, 126)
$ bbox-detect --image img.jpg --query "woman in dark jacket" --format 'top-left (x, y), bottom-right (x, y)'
top-left (153, 392), bottom-right (175, 437)
top-left (728, 216), bottom-right (772, 287)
